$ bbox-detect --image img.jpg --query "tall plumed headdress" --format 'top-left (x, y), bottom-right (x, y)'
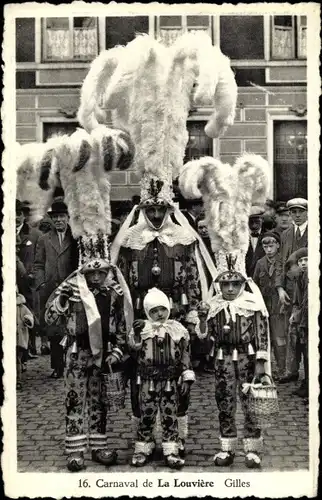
top-left (16, 125), bottom-right (135, 269)
top-left (77, 32), bottom-right (237, 206)
top-left (179, 154), bottom-right (271, 277)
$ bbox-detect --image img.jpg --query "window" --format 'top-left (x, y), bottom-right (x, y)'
top-left (157, 16), bottom-right (212, 46)
top-left (105, 17), bottom-right (149, 49)
top-left (43, 17), bottom-right (98, 61)
top-left (274, 121), bottom-right (307, 201)
top-left (184, 121), bottom-right (213, 162)
top-left (220, 16), bottom-right (264, 60)
top-left (43, 122), bottom-right (78, 142)
top-left (271, 16), bottom-right (307, 60)
top-left (16, 18), bottom-right (35, 62)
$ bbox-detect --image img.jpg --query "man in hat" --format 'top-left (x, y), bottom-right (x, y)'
top-left (45, 249), bottom-right (131, 471)
top-left (16, 199), bottom-right (42, 357)
top-left (197, 256), bottom-right (269, 469)
top-left (275, 203), bottom-right (292, 234)
top-left (34, 199), bottom-right (78, 377)
top-left (245, 206), bottom-right (266, 278)
top-left (253, 231), bottom-right (286, 379)
top-left (183, 198), bottom-right (204, 231)
top-left (275, 198), bottom-right (308, 383)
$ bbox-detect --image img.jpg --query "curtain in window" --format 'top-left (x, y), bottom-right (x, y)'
top-left (159, 29), bottom-right (183, 46)
top-left (272, 27), bottom-right (293, 58)
top-left (46, 29), bottom-right (70, 59)
top-left (298, 27), bottom-right (307, 57)
top-left (73, 28), bottom-right (97, 59)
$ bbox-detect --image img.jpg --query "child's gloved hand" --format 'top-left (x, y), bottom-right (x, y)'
top-left (197, 301), bottom-right (210, 320)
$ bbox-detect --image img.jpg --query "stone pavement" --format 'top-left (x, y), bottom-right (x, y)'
top-left (17, 353), bottom-right (309, 473)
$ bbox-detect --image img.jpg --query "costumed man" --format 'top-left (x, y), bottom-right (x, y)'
top-left (128, 288), bottom-right (195, 469)
top-left (16, 124), bottom-right (135, 472)
top-left (179, 153), bottom-right (272, 469)
top-left (77, 32), bottom-right (236, 455)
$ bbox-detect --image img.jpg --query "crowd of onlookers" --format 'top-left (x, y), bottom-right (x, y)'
top-left (16, 192), bottom-right (308, 402)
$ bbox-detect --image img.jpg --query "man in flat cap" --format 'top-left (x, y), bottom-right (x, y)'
top-left (275, 204), bottom-right (292, 234)
top-left (275, 198), bottom-right (308, 384)
top-left (34, 199), bottom-right (78, 377)
top-left (245, 205), bottom-right (266, 278)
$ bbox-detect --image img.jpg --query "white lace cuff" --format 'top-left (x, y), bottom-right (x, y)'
top-left (134, 441), bottom-right (155, 455)
top-left (55, 296), bottom-right (69, 314)
top-left (195, 320), bottom-right (208, 340)
top-left (185, 309), bottom-right (199, 325)
top-left (220, 437), bottom-right (238, 452)
top-left (256, 351), bottom-right (268, 361)
top-left (162, 441), bottom-right (178, 456)
top-left (182, 369), bottom-right (196, 383)
top-left (243, 437), bottom-right (263, 453)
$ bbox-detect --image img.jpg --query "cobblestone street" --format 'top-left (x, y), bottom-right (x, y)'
top-left (17, 352), bottom-right (309, 473)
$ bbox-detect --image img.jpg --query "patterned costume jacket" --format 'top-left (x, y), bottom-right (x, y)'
top-left (45, 277), bottom-right (127, 364)
top-left (207, 309), bottom-right (269, 360)
top-left (128, 321), bottom-right (195, 383)
top-left (118, 240), bottom-right (202, 322)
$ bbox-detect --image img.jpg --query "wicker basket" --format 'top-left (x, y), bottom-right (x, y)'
top-left (246, 374), bottom-right (279, 429)
top-left (100, 363), bottom-right (125, 412)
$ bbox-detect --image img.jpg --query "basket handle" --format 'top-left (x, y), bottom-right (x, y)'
top-left (107, 361), bottom-right (113, 375)
top-left (251, 373), bottom-right (274, 385)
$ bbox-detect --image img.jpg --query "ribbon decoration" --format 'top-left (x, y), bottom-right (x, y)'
top-left (110, 204), bottom-right (138, 265)
top-left (113, 265), bottom-right (134, 334)
top-left (242, 382), bottom-right (265, 395)
top-left (173, 206), bottom-right (218, 302)
top-left (76, 272), bottom-right (103, 367)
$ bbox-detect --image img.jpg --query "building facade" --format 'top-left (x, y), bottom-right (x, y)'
top-left (16, 14), bottom-right (307, 202)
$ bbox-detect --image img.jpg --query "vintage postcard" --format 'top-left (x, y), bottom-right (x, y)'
top-left (1, 2), bottom-right (320, 498)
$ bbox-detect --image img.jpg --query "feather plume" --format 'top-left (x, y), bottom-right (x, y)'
top-left (202, 48), bottom-right (237, 139)
top-left (179, 157), bottom-right (235, 252)
top-left (57, 128), bottom-right (108, 239)
top-left (164, 35), bottom-right (199, 179)
top-left (16, 137), bottom-right (64, 222)
top-left (231, 154), bottom-right (270, 252)
top-left (77, 46), bottom-right (125, 132)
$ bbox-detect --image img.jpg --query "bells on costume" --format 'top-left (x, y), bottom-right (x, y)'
top-left (248, 343), bottom-right (255, 356)
top-left (216, 347), bottom-right (223, 361)
top-left (151, 264), bottom-right (161, 276)
top-left (135, 296), bottom-right (142, 311)
top-left (59, 335), bottom-right (69, 349)
top-left (180, 292), bottom-right (188, 306)
top-left (151, 247), bottom-right (161, 278)
top-left (71, 341), bottom-right (78, 355)
top-left (148, 380), bottom-right (155, 393)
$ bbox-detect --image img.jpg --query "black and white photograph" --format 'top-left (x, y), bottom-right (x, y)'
top-left (1, 2), bottom-right (320, 498)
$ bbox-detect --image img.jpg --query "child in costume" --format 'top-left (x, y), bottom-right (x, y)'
top-left (179, 151), bottom-right (272, 469)
top-left (197, 257), bottom-right (269, 468)
top-left (128, 287), bottom-right (195, 469)
top-left (45, 247), bottom-right (131, 472)
top-left (16, 288), bottom-right (34, 390)
top-left (18, 125), bottom-right (135, 472)
top-left (253, 231), bottom-right (286, 379)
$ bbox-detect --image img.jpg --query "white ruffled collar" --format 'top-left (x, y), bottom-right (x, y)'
top-left (122, 212), bottom-right (196, 250)
top-left (141, 319), bottom-right (189, 343)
